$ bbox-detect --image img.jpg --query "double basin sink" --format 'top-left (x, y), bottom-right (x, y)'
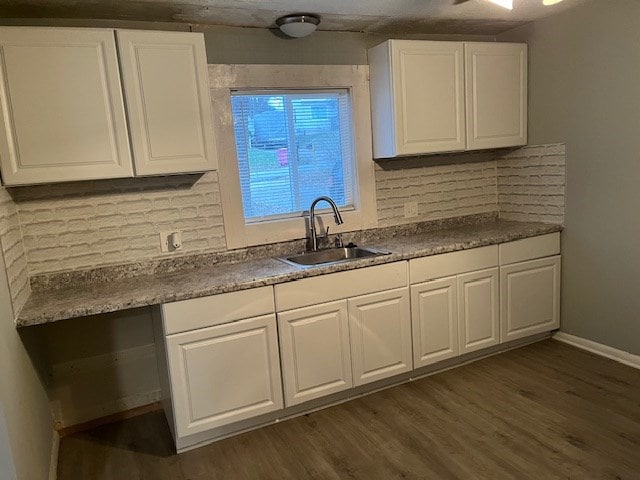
top-left (278, 246), bottom-right (391, 268)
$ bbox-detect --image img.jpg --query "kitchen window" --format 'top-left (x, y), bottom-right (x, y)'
top-left (231, 90), bottom-right (355, 222)
top-left (211, 65), bottom-right (377, 249)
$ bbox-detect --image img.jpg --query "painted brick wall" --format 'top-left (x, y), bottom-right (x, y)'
top-left (375, 152), bottom-right (498, 227)
top-left (6, 144), bottom-right (565, 280)
top-left (0, 188), bottom-right (30, 317)
top-left (10, 172), bottom-right (227, 276)
top-left (497, 143), bottom-right (566, 224)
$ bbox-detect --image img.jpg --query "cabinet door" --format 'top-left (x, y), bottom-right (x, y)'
top-left (278, 301), bottom-right (352, 406)
top-left (166, 314), bottom-right (283, 438)
top-left (391, 40), bottom-right (466, 155)
top-left (501, 256), bottom-right (560, 342)
top-left (0, 28), bottom-right (133, 185)
top-left (465, 42), bottom-right (527, 150)
top-left (349, 288), bottom-right (412, 386)
top-left (411, 277), bottom-right (458, 368)
top-left (117, 30), bottom-right (217, 175)
top-left (458, 268), bottom-right (499, 354)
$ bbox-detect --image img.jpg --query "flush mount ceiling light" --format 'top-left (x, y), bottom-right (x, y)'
top-left (543, 0), bottom-right (564, 5)
top-left (486, 0), bottom-right (513, 9)
top-left (276, 14), bottom-right (320, 38)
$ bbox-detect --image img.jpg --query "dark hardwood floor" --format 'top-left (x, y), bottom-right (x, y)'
top-left (57, 340), bottom-right (640, 479)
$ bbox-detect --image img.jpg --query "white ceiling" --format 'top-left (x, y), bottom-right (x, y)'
top-left (0, 0), bottom-right (590, 35)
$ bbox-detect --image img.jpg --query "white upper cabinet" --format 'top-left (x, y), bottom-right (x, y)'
top-left (0, 28), bottom-right (133, 185)
top-left (369, 40), bottom-right (466, 158)
top-left (368, 40), bottom-right (527, 158)
top-left (0, 27), bottom-right (217, 186)
top-left (117, 30), bottom-right (217, 175)
top-left (465, 42), bottom-right (527, 150)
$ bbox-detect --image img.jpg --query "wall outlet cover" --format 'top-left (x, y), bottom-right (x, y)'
top-left (160, 230), bottom-right (183, 253)
top-left (404, 201), bottom-right (418, 218)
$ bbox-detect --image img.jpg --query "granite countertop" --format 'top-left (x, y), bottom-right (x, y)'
top-left (17, 219), bottom-right (562, 327)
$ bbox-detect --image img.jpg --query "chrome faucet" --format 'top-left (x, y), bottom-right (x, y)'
top-left (309, 196), bottom-right (344, 251)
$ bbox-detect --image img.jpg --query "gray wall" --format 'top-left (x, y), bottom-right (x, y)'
top-left (0, 252), bottom-right (53, 479)
top-left (499, 0), bottom-right (640, 355)
top-left (199, 25), bottom-right (492, 64)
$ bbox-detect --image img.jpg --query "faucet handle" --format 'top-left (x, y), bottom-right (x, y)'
top-left (334, 233), bottom-right (344, 248)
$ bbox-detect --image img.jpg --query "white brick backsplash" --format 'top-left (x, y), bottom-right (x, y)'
top-left (0, 187), bottom-right (31, 317)
top-left (497, 143), bottom-right (566, 224)
top-left (375, 152), bottom-right (498, 227)
top-left (0, 144), bottom-right (565, 290)
top-left (11, 172), bottom-right (227, 275)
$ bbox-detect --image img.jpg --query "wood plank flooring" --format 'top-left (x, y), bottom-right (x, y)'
top-left (57, 340), bottom-right (640, 479)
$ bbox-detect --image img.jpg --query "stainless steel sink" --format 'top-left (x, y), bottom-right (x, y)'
top-left (278, 246), bottom-right (391, 268)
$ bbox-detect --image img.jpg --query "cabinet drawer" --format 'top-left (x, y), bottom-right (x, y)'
top-left (162, 286), bottom-right (275, 334)
top-left (409, 245), bottom-right (498, 284)
top-left (275, 262), bottom-right (407, 311)
top-left (499, 233), bottom-right (560, 265)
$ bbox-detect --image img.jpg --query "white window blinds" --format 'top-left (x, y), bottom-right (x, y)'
top-left (231, 90), bottom-right (356, 222)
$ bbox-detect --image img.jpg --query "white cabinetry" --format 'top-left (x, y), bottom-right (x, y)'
top-left (368, 40), bottom-right (527, 158)
top-left (500, 234), bottom-right (561, 342)
top-left (411, 277), bottom-right (458, 366)
top-left (410, 246), bottom-right (499, 366)
top-left (0, 27), bottom-right (216, 186)
top-left (117, 30), bottom-right (217, 175)
top-left (465, 42), bottom-right (527, 150)
top-left (278, 300), bottom-right (352, 406)
top-left (349, 288), bottom-right (412, 386)
top-left (165, 314), bottom-right (283, 438)
top-left (155, 286), bottom-right (283, 449)
top-left (368, 40), bottom-right (465, 157)
top-left (274, 262), bottom-right (410, 406)
top-left (457, 267), bottom-right (500, 354)
top-left (0, 28), bottom-right (133, 185)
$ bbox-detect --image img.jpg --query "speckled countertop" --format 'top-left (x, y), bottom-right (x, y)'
top-left (17, 218), bottom-right (562, 327)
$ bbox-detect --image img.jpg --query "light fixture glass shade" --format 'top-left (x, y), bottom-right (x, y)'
top-left (543, 0), bottom-right (564, 5)
top-left (276, 14), bottom-right (320, 38)
top-left (487, 0), bottom-right (513, 9)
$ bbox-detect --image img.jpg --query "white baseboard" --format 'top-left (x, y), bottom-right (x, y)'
top-left (553, 332), bottom-right (640, 369)
top-left (49, 430), bottom-right (59, 480)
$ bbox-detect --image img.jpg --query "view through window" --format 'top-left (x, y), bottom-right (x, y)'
top-left (231, 90), bottom-right (355, 222)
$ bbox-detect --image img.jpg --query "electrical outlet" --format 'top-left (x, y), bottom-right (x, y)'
top-left (160, 230), bottom-right (183, 253)
top-left (404, 201), bottom-right (418, 218)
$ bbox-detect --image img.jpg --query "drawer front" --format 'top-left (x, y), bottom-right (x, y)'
top-left (409, 245), bottom-right (498, 284)
top-left (162, 286), bottom-right (275, 334)
top-left (275, 262), bottom-right (408, 311)
top-left (499, 233), bottom-right (560, 265)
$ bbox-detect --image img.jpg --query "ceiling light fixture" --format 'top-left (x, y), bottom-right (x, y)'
top-left (543, 0), bottom-right (564, 5)
top-left (276, 14), bottom-right (321, 38)
top-left (486, 0), bottom-right (513, 10)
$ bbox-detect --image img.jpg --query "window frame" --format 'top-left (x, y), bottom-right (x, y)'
top-left (210, 64), bottom-right (378, 249)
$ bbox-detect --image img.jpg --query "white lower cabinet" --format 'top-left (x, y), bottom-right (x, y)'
top-left (457, 268), bottom-right (500, 354)
top-left (411, 276), bottom-right (458, 367)
top-left (349, 288), bottom-right (412, 386)
top-left (275, 262), bottom-right (411, 406)
top-left (155, 286), bottom-right (283, 449)
top-left (410, 246), bottom-right (499, 364)
top-left (501, 255), bottom-right (561, 342)
top-left (154, 235), bottom-right (562, 450)
top-left (165, 314), bottom-right (283, 438)
top-left (278, 300), bottom-right (352, 406)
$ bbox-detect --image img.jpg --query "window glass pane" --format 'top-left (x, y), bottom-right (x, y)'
top-left (231, 90), bottom-right (355, 222)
